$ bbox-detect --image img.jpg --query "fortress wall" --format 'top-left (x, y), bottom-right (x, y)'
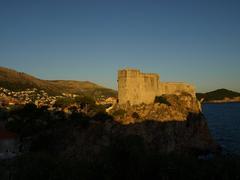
top-left (158, 82), bottom-right (196, 97)
top-left (118, 70), bottom-right (133, 105)
top-left (118, 69), bottom-right (142, 105)
top-left (118, 69), bottom-right (196, 105)
top-left (140, 73), bottom-right (160, 104)
top-left (118, 69), bottom-right (160, 105)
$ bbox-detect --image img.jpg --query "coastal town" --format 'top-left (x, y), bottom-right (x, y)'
top-left (0, 87), bottom-right (116, 111)
top-left (0, 87), bottom-right (58, 107)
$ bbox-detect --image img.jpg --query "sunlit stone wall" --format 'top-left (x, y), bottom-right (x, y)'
top-left (118, 69), bottom-right (195, 105)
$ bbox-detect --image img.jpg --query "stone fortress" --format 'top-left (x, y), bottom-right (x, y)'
top-left (118, 69), bottom-right (196, 105)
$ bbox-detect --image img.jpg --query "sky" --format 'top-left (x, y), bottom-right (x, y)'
top-left (0, 0), bottom-right (240, 92)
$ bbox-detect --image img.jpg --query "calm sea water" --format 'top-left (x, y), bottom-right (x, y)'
top-left (203, 103), bottom-right (240, 155)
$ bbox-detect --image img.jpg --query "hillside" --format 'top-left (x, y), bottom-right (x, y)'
top-left (0, 67), bottom-right (117, 97)
top-left (197, 89), bottom-right (240, 103)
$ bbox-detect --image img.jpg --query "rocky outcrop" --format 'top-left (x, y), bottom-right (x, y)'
top-left (18, 94), bottom-right (219, 161)
top-left (111, 94), bottom-right (202, 124)
top-left (46, 94), bottom-right (219, 160)
top-left (56, 114), bottom-right (219, 162)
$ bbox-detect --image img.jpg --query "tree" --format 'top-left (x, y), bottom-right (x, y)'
top-left (54, 97), bottom-right (74, 108)
top-left (75, 96), bottom-right (96, 114)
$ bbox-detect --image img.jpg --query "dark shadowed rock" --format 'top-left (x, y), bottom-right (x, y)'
top-left (24, 94), bottom-right (219, 160)
top-left (50, 113), bottom-right (219, 161)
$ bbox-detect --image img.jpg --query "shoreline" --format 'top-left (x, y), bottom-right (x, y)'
top-left (202, 101), bottom-right (240, 105)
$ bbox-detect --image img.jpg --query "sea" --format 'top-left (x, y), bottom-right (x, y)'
top-left (203, 103), bottom-right (240, 155)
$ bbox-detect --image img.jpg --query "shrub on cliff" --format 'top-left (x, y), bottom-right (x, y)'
top-left (75, 96), bottom-right (107, 116)
top-left (6, 103), bottom-right (54, 137)
top-left (154, 96), bottom-right (171, 106)
top-left (112, 109), bottom-right (126, 117)
top-left (132, 112), bottom-right (140, 119)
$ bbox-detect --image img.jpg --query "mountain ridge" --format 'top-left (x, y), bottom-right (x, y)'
top-left (0, 66), bottom-right (117, 97)
top-left (197, 88), bottom-right (240, 103)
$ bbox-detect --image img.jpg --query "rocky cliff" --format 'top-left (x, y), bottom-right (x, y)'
top-left (58, 115), bottom-right (219, 161)
top-left (5, 93), bottom-right (218, 163)
top-left (111, 93), bottom-right (202, 124)
top-left (50, 94), bottom-right (219, 160)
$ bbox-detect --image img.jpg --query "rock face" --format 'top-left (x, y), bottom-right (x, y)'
top-left (112, 93), bottom-right (201, 124)
top-left (18, 93), bottom-right (219, 162)
top-left (53, 94), bottom-right (219, 160)
top-left (64, 93), bottom-right (217, 157)
top-left (57, 114), bottom-right (219, 161)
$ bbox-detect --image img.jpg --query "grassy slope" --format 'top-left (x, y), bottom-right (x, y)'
top-left (0, 66), bottom-right (117, 97)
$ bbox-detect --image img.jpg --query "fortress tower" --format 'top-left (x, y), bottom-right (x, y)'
top-left (118, 69), bottom-right (196, 105)
top-left (118, 69), bottom-right (160, 105)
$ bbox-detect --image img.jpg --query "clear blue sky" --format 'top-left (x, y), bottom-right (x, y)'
top-left (0, 0), bottom-right (240, 92)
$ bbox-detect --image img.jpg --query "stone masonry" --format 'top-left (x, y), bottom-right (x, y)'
top-left (118, 69), bottom-right (196, 105)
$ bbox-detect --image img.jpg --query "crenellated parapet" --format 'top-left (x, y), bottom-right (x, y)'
top-left (159, 82), bottom-right (196, 97)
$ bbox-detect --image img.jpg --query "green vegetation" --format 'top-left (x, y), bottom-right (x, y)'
top-left (75, 96), bottom-right (108, 116)
top-left (112, 109), bottom-right (126, 117)
top-left (154, 96), bottom-right (171, 106)
top-left (54, 97), bottom-right (75, 108)
top-left (197, 89), bottom-right (240, 102)
top-left (5, 97), bottom-right (111, 137)
top-left (53, 96), bottom-right (107, 116)
top-left (5, 103), bottom-right (55, 137)
top-left (75, 96), bottom-right (95, 108)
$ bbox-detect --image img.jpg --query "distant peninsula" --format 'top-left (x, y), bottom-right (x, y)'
top-left (197, 89), bottom-right (240, 103)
